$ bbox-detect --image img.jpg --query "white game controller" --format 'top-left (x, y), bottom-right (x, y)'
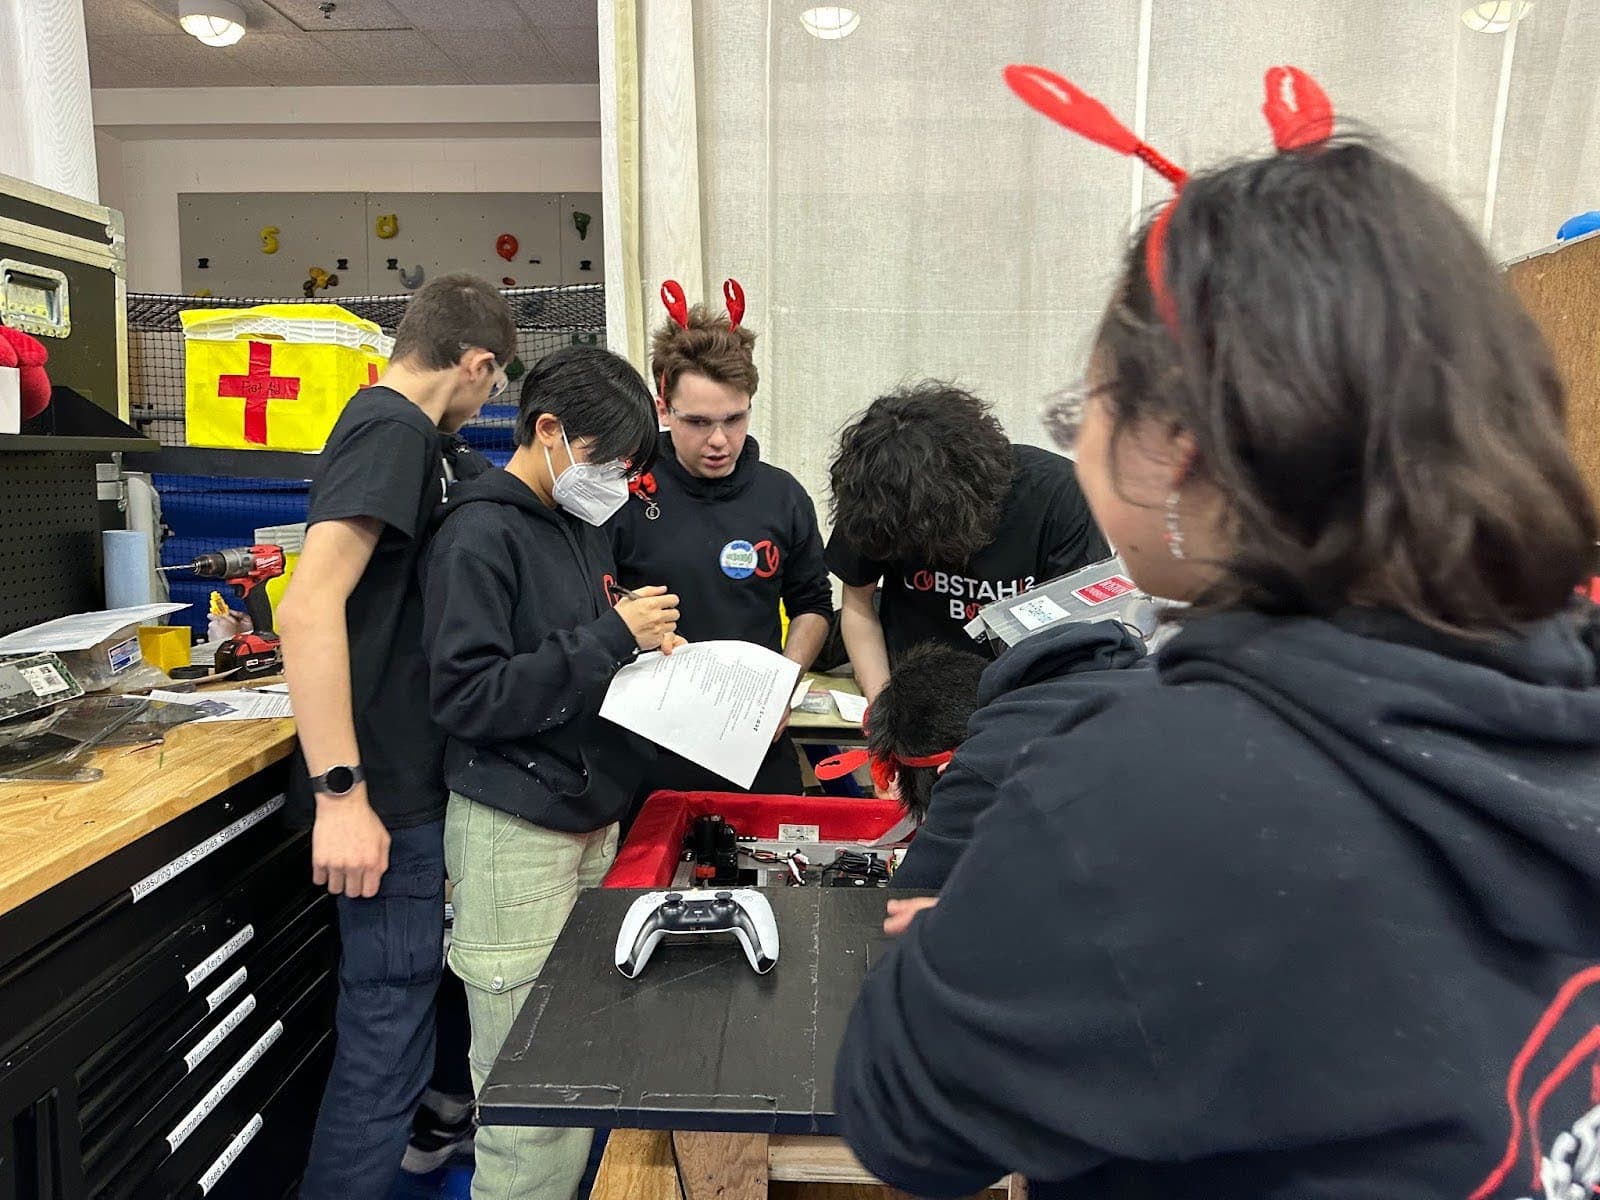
top-left (615, 889), bottom-right (780, 978)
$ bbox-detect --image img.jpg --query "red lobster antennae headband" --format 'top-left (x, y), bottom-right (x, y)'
top-left (658, 277), bottom-right (747, 331)
top-left (813, 704), bottom-right (955, 794)
top-left (1003, 63), bottom-right (1333, 330)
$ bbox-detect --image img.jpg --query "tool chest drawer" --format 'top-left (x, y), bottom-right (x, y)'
top-left (0, 763), bottom-right (337, 1200)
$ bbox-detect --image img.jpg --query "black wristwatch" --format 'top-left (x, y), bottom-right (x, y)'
top-left (310, 763), bottom-right (365, 797)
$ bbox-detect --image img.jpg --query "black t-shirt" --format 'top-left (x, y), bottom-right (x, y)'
top-left (608, 433), bottom-right (833, 654)
top-left (287, 387), bottom-right (453, 830)
top-left (824, 444), bottom-right (1109, 663)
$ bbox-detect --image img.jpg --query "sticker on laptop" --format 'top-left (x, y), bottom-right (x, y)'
top-left (1072, 575), bottom-right (1137, 606)
top-left (1012, 595), bottom-right (1069, 630)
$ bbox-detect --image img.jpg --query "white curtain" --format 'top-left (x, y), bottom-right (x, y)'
top-left (0, 0), bottom-right (97, 203)
top-left (608, 0), bottom-right (1600, 510)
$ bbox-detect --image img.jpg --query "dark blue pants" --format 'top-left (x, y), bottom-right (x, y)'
top-left (300, 819), bottom-right (445, 1200)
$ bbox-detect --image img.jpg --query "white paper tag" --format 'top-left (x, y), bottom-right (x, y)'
top-left (0, 366), bottom-right (18, 435)
top-left (778, 824), bottom-right (820, 841)
top-left (1011, 595), bottom-right (1069, 631)
top-left (204, 966), bottom-right (248, 1013)
top-left (132, 795), bottom-right (284, 902)
top-left (165, 1021), bottom-right (281, 1152)
top-left (186, 925), bottom-right (254, 992)
top-left (184, 994), bottom-right (256, 1074)
top-left (18, 663), bottom-right (70, 696)
top-left (199, 1113), bottom-right (263, 1195)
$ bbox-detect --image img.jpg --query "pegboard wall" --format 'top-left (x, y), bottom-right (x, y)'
top-left (0, 452), bottom-right (102, 636)
top-left (179, 192), bottom-right (603, 297)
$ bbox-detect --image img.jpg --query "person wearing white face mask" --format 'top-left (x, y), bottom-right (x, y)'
top-left (420, 345), bottom-right (681, 1200)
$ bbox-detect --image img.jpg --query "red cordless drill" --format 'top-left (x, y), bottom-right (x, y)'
top-left (161, 544), bottom-right (286, 677)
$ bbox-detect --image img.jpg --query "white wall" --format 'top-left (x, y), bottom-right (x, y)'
top-left (94, 84), bottom-right (602, 292)
top-left (110, 136), bottom-right (600, 291)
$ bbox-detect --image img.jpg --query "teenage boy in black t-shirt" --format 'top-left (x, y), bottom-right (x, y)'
top-left (825, 382), bottom-right (1109, 701)
top-left (280, 274), bottom-right (515, 1200)
top-left (609, 295), bottom-right (832, 798)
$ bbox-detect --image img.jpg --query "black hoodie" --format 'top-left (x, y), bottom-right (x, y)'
top-left (422, 467), bottom-right (654, 833)
top-left (890, 619), bottom-right (1149, 891)
top-left (607, 433), bottom-right (832, 652)
top-left (837, 605), bottom-right (1600, 1200)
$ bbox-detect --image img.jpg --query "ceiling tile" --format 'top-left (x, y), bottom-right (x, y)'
top-left (312, 28), bottom-right (469, 83)
top-left (388, 0), bottom-right (528, 30)
top-left (83, 0), bottom-right (179, 37)
top-left (532, 23), bottom-right (596, 76)
top-left (419, 27), bottom-right (571, 85)
top-left (229, 32), bottom-right (366, 84)
top-left (90, 34), bottom-right (265, 87)
top-left (509, 0), bottom-right (595, 27)
top-left (263, 0), bottom-right (411, 30)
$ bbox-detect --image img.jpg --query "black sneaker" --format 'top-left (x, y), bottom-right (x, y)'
top-left (401, 1104), bottom-right (475, 1174)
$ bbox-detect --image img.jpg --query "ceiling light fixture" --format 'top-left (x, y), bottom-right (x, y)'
top-left (178, 0), bottom-right (247, 47)
top-left (800, 6), bottom-right (860, 40)
top-left (1461, 1), bottom-right (1533, 33)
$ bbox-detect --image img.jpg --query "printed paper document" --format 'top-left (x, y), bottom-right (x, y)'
top-left (600, 641), bottom-right (801, 789)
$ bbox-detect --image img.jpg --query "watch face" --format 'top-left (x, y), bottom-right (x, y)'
top-left (323, 765), bottom-right (356, 795)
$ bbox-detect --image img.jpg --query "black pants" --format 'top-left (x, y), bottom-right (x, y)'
top-left (431, 966), bottom-right (473, 1099)
top-left (622, 735), bottom-right (804, 839)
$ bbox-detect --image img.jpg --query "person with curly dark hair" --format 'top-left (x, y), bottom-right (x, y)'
top-left (825, 382), bottom-right (1109, 700)
top-left (835, 67), bottom-right (1600, 1200)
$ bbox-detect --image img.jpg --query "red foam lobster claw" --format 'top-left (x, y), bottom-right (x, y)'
top-left (1003, 64), bottom-right (1187, 187)
top-left (1263, 66), bottom-right (1334, 151)
top-left (723, 278), bottom-right (745, 331)
top-left (659, 279), bottom-right (689, 330)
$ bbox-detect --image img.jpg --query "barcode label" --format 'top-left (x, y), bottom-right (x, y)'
top-left (165, 1021), bottom-right (281, 1152)
top-left (132, 795), bottom-right (284, 902)
top-left (18, 663), bottom-right (70, 696)
top-left (205, 966), bottom-right (248, 1014)
top-left (186, 926), bottom-right (253, 992)
top-left (199, 1113), bottom-right (263, 1194)
top-left (184, 995), bottom-right (256, 1074)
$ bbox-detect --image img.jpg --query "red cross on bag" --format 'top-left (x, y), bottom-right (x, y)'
top-left (216, 341), bottom-right (302, 446)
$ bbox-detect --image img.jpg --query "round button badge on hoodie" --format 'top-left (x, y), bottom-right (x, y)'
top-left (720, 540), bottom-right (758, 580)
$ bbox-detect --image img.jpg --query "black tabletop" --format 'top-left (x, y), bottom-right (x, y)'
top-left (477, 885), bottom-right (902, 1135)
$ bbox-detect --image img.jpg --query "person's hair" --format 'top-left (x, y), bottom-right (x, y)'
top-left (650, 304), bottom-right (759, 401)
top-left (830, 382), bottom-right (1015, 565)
top-left (515, 345), bottom-right (659, 474)
top-left (1057, 134), bottom-right (1598, 634)
top-left (865, 642), bottom-right (987, 820)
top-left (390, 273), bottom-right (517, 369)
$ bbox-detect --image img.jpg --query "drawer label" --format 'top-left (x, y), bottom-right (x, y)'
top-left (186, 925), bottom-right (253, 993)
top-left (166, 1020), bottom-right (281, 1153)
top-left (132, 794), bottom-right (286, 903)
top-left (205, 966), bottom-right (248, 1013)
top-left (199, 1112), bottom-right (263, 1195)
top-left (184, 994), bottom-right (256, 1074)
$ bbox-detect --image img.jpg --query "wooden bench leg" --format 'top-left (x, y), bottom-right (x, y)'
top-left (673, 1130), bottom-right (770, 1200)
top-left (591, 1128), bottom-right (685, 1200)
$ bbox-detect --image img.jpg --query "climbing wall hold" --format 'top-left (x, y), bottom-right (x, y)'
top-left (375, 213), bottom-right (399, 239)
top-left (572, 211), bottom-right (591, 240)
top-left (496, 233), bottom-right (519, 261)
top-left (260, 226), bottom-right (280, 254)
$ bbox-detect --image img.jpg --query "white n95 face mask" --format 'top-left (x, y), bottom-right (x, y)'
top-left (545, 427), bottom-right (630, 526)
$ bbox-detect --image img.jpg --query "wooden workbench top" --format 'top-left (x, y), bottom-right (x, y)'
top-left (0, 718), bottom-right (298, 917)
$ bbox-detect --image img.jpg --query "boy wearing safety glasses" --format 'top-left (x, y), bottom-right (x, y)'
top-left (283, 274), bottom-right (514, 1199)
top-left (421, 344), bottom-right (680, 1200)
top-left (608, 286), bottom-right (833, 800)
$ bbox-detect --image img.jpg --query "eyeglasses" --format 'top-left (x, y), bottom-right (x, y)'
top-left (1043, 377), bottom-right (1115, 448)
top-left (487, 365), bottom-right (509, 402)
top-left (669, 405), bottom-right (751, 436)
top-left (460, 343), bottom-right (510, 402)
